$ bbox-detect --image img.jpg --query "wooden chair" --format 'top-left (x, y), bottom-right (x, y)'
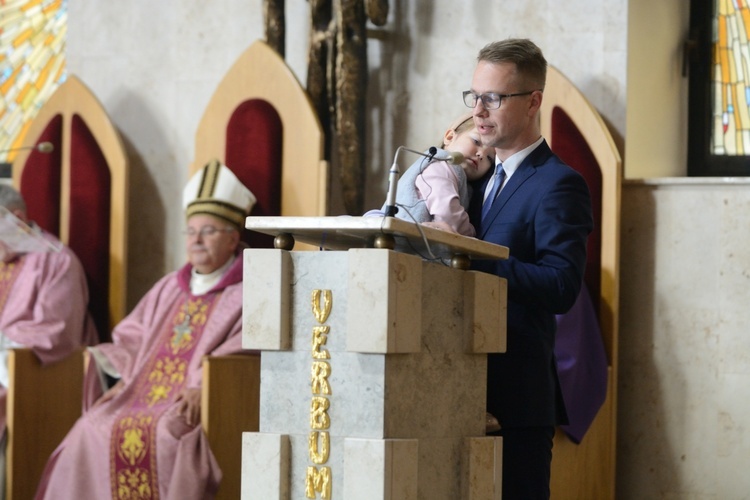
top-left (8, 75), bottom-right (129, 500)
top-left (539, 66), bottom-right (622, 499)
top-left (192, 39), bottom-right (328, 229)
top-left (194, 40), bottom-right (328, 500)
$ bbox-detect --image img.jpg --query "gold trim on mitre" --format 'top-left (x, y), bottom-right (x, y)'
top-left (197, 159), bottom-right (221, 201)
top-left (184, 159), bottom-right (257, 229)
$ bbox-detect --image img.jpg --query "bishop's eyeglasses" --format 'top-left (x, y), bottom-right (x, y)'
top-left (183, 226), bottom-right (235, 239)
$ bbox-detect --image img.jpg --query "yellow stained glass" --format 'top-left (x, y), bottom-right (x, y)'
top-left (0, 0), bottom-right (66, 162)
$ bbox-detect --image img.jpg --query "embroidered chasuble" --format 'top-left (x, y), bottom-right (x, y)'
top-left (0, 231), bottom-right (97, 361)
top-left (0, 232), bottom-right (97, 441)
top-left (111, 294), bottom-right (219, 498)
top-left (35, 254), bottom-right (247, 500)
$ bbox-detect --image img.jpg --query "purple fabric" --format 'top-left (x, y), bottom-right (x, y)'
top-left (554, 284), bottom-right (608, 443)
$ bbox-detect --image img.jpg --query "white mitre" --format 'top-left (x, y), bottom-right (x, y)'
top-left (183, 159), bottom-right (257, 229)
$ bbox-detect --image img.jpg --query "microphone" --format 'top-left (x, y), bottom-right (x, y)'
top-left (441, 150), bottom-right (464, 164)
top-left (384, 154), bottom-right (400, 217)
top-left (382, 146), bottom-right (465, 217)
top-left (0, 141), bottom-right (54, 155)
top-left (400, 146), bottom-right (464, 165)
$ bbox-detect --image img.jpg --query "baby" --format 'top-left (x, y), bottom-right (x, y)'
top-left (372, 113), bottom-right (493, 237)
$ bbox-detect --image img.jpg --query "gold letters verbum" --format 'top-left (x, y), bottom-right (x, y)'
top-left (306, 289), bottom-right (333, 499)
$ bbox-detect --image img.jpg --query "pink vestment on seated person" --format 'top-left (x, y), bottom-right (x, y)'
top-left (0, 229), bottom-right (98, 434)
top-left (35, 253), bottom-right (246, 500)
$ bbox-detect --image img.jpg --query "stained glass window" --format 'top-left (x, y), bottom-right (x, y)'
top-left (0, 0), bottom-right (67, 163)
top-left (712, 0), bottom-right (750, 155)
top-left (688, 0), bottom-right (750, 175)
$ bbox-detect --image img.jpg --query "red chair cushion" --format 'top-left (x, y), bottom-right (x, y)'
top-left (19, 113), bottom-right (111, 340)
top-left (69, 114), bottom-right (111, 339)
top-left (20, 115), bottom-right (63, 236)
top-left (551, 107), bottom-right (603, 306)
top-left (225, 98), bottom-right (283, 249)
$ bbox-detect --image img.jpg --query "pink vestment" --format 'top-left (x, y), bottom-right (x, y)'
top-left (35, 254), bottom-right (246, 500)
top-left (0, 230), bottom-right (98, 434)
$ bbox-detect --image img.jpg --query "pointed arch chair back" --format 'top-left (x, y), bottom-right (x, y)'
top-left (13, 75), bottom-right (129, 336)
top-left (540, 66), bottom-right (622, 500)
top-left (7, 75), bottom-right (128, 500)
top-left (195, 40), bottom-right (329, 500)
top-left (192, 39), bottom-right (329, 249)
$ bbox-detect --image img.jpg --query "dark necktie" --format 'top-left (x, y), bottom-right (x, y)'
top-left (481, 164), bottom-right (505, 224)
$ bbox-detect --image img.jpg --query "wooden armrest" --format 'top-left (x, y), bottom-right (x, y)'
top-left (6, 347), bottom-right (85, 500)
top-left (201, 353), bottom-right (260, 500)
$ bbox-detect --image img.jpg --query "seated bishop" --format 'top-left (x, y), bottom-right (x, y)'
top-left (35, 160), bottom-right (257, 500)
top-left (0, 185), bottom-right (98, 497)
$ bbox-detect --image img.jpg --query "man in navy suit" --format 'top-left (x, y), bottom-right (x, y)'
top-left (466, 39), bottom-right (593, 499)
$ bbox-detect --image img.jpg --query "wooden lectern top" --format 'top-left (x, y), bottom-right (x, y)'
top-left (244, 216), bottom-right (509, 263)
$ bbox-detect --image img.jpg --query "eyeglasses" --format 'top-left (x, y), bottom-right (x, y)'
top-left (462, 90), bottom-right (539, 110)
top-left (183, 226), bottom-right (235, 239)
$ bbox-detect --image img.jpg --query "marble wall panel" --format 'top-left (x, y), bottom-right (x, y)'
top-left (618, 180), bottom-right (750, 499)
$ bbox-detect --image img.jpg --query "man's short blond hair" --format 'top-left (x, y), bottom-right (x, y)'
top-left (477, 38), bottom-right (547, 91)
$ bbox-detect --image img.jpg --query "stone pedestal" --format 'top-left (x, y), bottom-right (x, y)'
top-left (241, 245), bottom-right (506, 499)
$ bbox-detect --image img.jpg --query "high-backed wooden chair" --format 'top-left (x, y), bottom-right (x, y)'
top-left (195, 40), bottom-right (328, 500)
top-left (8, 75), bottom-right (128, 500)
top-left (539, 67), bottom-right (622, 499)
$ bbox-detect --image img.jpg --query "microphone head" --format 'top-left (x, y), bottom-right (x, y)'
top-left (37, 142), bottom-right (54, 153)
top-left (444, 151), bottom-right (464, 164)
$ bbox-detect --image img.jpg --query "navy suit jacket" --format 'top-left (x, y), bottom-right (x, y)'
top-left (469, 139), bottom-right (593, 428)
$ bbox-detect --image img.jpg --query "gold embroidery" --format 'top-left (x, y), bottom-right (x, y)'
top-left (147, 357), bottom-right (187, 384)
top-left (121, 428), bottom-right (146, 466)
top-left (116, 415), bottom-right (151, 466)
top-left (145, 384), bottom-right (171, 407)
top-left (186, 298), bottom-right (209, 326)
top-left (170, 298), bottom-right (209, 354)
top-left (145, 357), bottom-right (187, 407)
top-left (116, 467), bottom-right (152, 499)
top-left (114, 416), bottom-right (154, 498)
top-left (111, 292), bottom-right (220, 498)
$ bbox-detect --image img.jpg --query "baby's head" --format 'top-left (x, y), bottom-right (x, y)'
top-left (441, 114), bottom-right (494, 181)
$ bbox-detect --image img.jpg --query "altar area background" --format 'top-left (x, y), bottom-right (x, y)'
top-left (54, 1), bottom-right (750, 498)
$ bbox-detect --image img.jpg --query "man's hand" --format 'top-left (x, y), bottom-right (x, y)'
top-left (175, 387), bottom-right (202, 427)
